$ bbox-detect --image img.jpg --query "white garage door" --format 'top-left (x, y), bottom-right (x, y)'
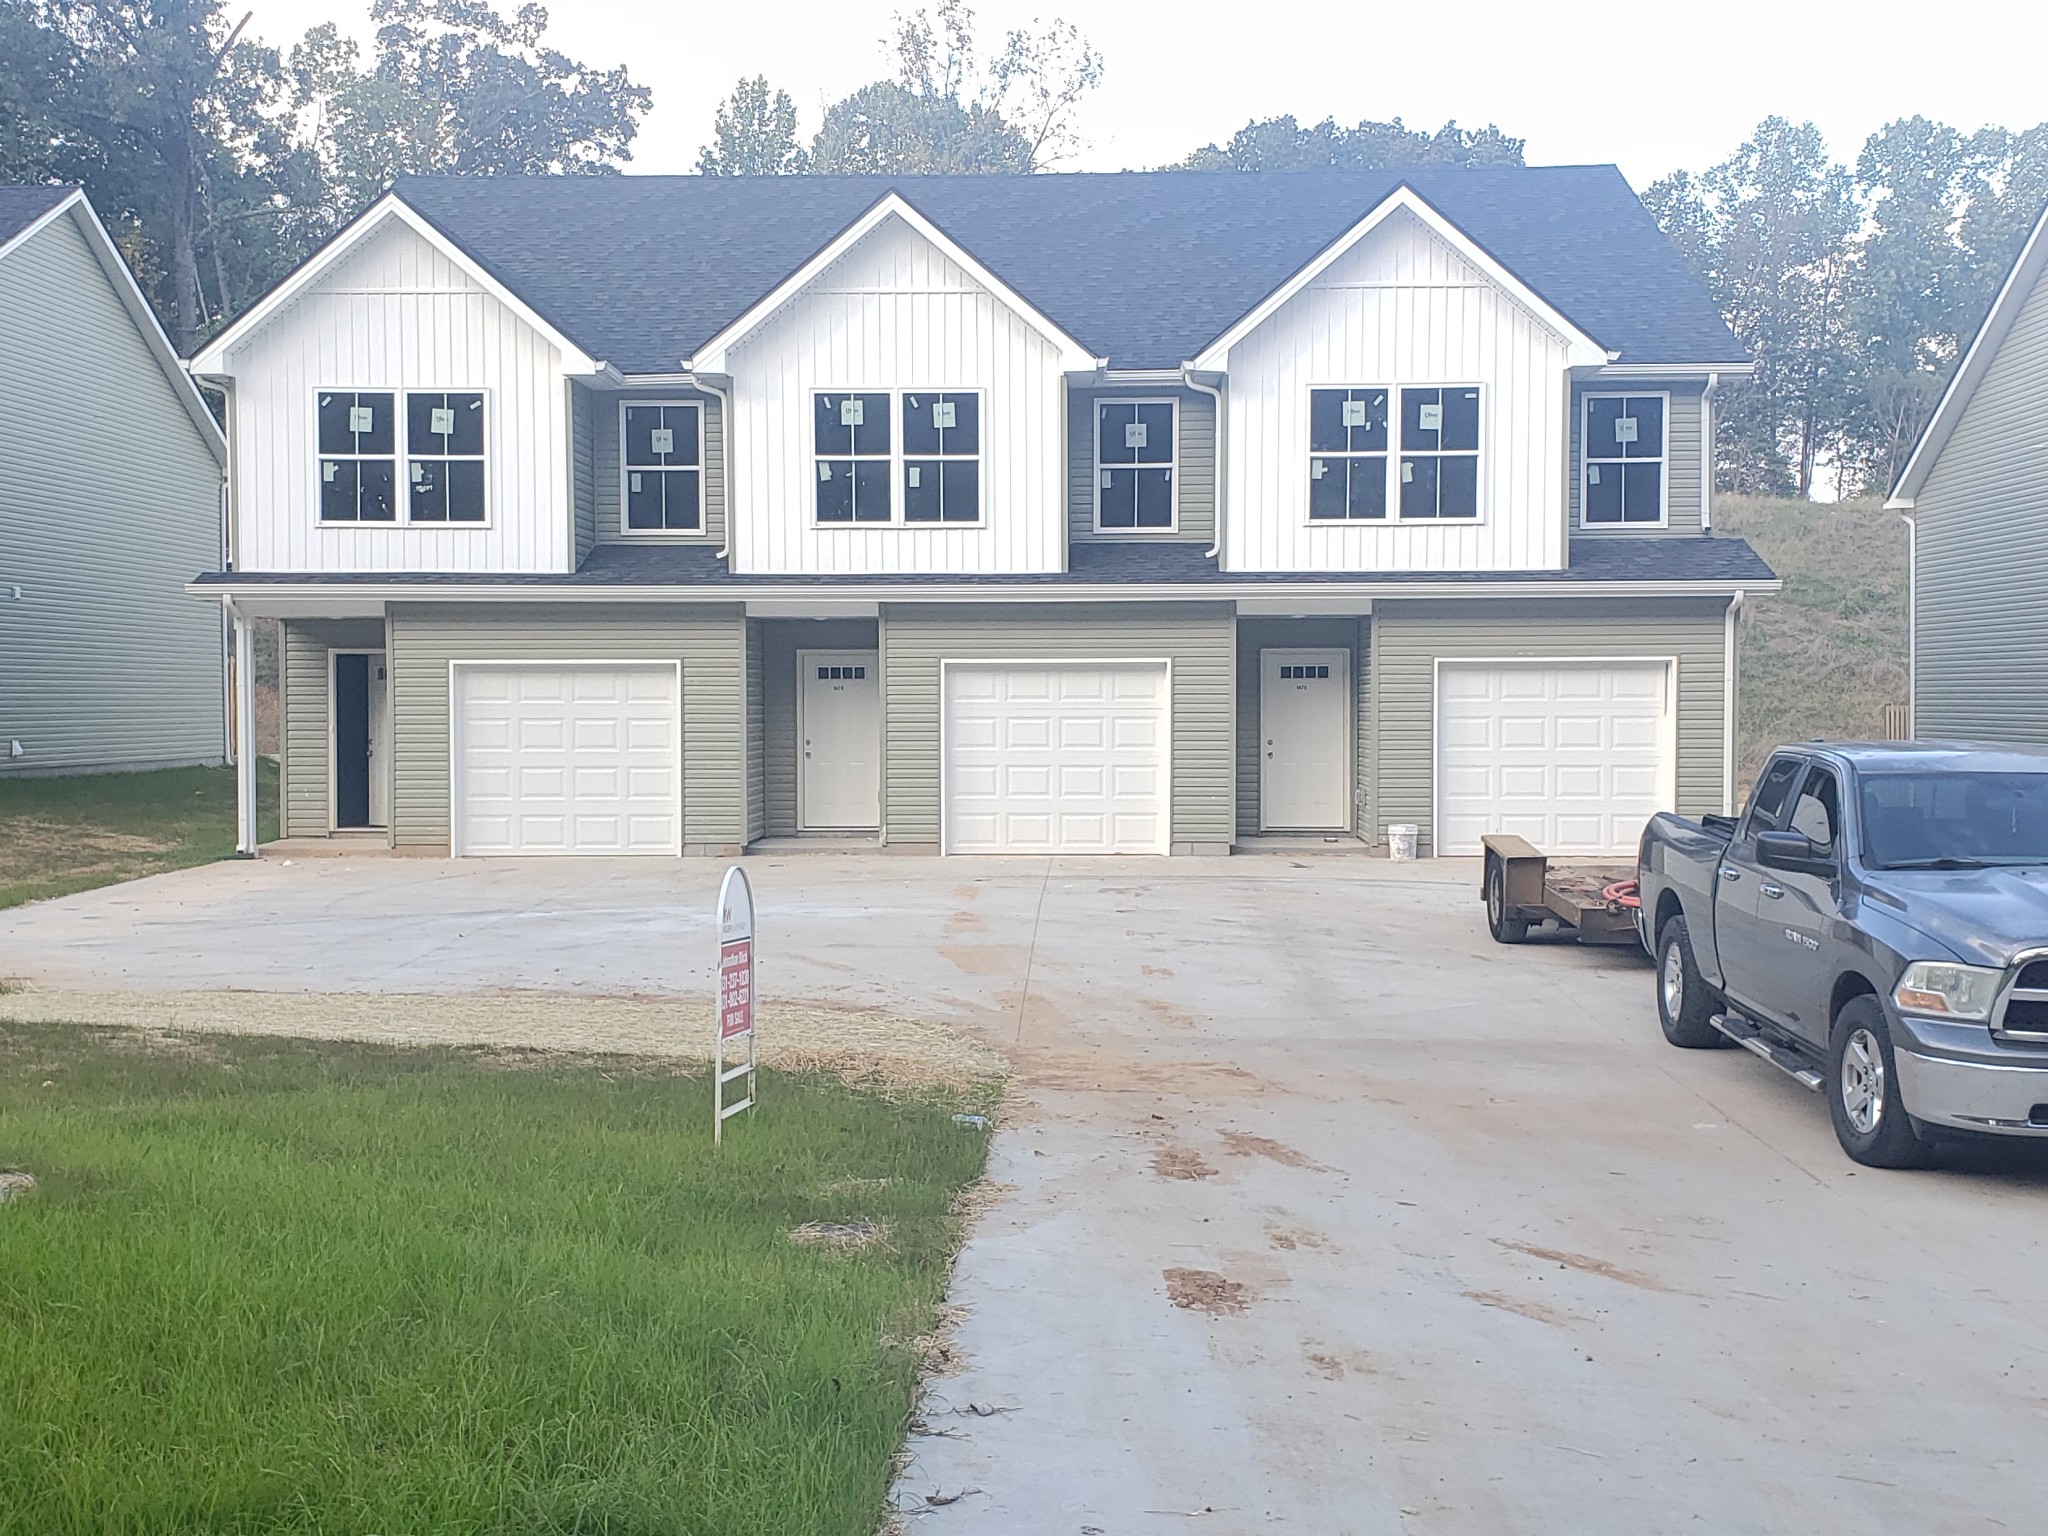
top-left (453, 664), bottom-right (680, 856)
top-left (944, 663), bottom-right (1168, 854)
top-left (1436, 660), bottom-right (1672, 857)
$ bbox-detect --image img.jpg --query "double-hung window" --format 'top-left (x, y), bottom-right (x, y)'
top-left (902, 391), bottom-right (980, 522)
top-left (406, 392), bottom-right (486, 522)
top-left (317, 391), bottom-right (398, 522)
top-left (623, 401), bottom-right (702, 531)
top-left (814, 392), bottom-right (892, 523)
top-left (1096, 400), bottom-right (1175, 530)
top-left (1583, 393), bottom-right (1666, 525)
top-left (1308, 388), bottom-right (1389, 520)
top-left (1398, 387), bottom-right (1481, 519)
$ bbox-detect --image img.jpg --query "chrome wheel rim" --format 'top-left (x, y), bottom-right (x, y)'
top-left (1841, 1027), bottom-right (1885, 1135)
top-left (1487, 872), bottom-right (1503, 926)
top-left (1661, 940), bottom-right (1685, 1020)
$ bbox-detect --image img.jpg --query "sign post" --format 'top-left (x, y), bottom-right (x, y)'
top-left (714, 865), bottom-right (757, 1143)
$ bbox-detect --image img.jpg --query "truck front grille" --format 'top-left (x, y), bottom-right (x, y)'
top-left (2016, 961), bottom-right (2048, 991)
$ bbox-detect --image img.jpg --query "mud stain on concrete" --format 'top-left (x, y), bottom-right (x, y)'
top-left (937, 944), bottom-right (1026, 977)
top-left (1141, 965), bottom-right (1175, 978)
top-left (1139, 997), bottom-right (1198, 1030)
top-left (1152, 1145), bottom-right (1219, 1181)
top-left (1220, 1129), bottom-right (1327, 1171)
top-left (1494, 1238), bottom-right (1670, 1293)
top-left (943, 909), bottom-right (989, 935)
top-left (1164, 1268), bottom-right (1253, 1315)
top-left (1464, 1288), bottom-right (1577, 1328)
top-left (1265, 1225), bottom-right (1331, 1253)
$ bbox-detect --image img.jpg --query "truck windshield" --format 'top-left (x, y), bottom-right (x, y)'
top-left (1860, 772), bottom-right (2048, 869)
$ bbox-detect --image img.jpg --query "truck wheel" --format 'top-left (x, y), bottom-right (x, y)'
top-left (1656, 916), bottom-right (1727, 1048)
top-left (1485, 862), bottom-right (1529, 944)
top-left (1828, 997), bottom-right (1935, 1169)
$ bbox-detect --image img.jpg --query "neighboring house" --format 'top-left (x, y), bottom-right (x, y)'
top-left (189, 168), bottom-right (1772, 860)
top-left (1886, 199), bottom-right (2048, 745)
top-left (0, 186), bottom-right (228, 777)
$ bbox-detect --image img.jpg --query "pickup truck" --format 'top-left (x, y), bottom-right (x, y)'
top-left (1637, 741), bottom-right (2048, 1168)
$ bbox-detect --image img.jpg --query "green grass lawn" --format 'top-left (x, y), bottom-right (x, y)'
top-left (0, 762), bottom-right (279, 911)
top-left (0, 1022), bottom-right (992, 1535)
top-left (1715, 496), bottom-right (1909, 788)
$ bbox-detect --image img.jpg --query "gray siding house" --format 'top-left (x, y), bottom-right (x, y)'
top-left (1888, 199), bottom-right (2048, 744)
top-left (0, 186), bottom-right (228, 776)
top-left (190, 168), bottom-right (1773, 860)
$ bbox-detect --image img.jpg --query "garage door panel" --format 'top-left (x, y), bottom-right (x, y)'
top-left (455, 664), bottom-right (680, 857)
top-left (945, 662), bottom-right (1169, 855)
top-left (1436, 661), bottom-right (1671, 857)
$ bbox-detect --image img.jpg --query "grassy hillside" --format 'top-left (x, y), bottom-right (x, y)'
top-left (1713, 495), bottom-right (1909, 788)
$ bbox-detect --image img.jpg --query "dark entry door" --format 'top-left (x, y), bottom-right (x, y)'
top-left (334, 653), bottom-right (372, 828)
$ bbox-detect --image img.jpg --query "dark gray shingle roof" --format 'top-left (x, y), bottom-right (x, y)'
top-left (389, 167), bottom-right (1745, 374)
top-left (196, 535), bottom-right (1773, 590)
top-left (0, 184), bottom-right (74, 246)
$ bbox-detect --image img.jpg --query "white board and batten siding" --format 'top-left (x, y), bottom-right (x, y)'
top-left (1222, 208), bottom-right (1574, 574)
top-left (221, 217), bottom-right (572, 574)
top-left (725, 214), bottom-right (1067, 576)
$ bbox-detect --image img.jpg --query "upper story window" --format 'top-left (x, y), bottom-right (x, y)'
top-left (1398, 387), bottom-right (1481, 519)
top-left (1308, 388), bottom-right (1389, 520)
top-left (1096, 400), bottom-right (1175, 531)
top-left (902, 391), bottom-right (980, 523)
top-left (814, 391), bottom-right (892, 523)
top-left (1583, 393), bottom-right (1666, 525)
top-left (623, 402), bottom-right (702, 532)
top-left (406, 392), bottom-right (485, 523)
top-left (317, 391), bottom-right (397, 522)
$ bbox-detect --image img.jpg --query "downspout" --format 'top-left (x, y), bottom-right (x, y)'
top-left (229, 597), bottom-right (258, 856)
top-left (1723, 589), bottom-right (1744, 815)
top-left (1902, 513), bottom-right (1917, 738)
top-left (1182, 367), bottom-right (1226, 560)
top-left (695, 375), bottom-right (737, 566)
top-left (1700, 372), bottom-right (1719, 533)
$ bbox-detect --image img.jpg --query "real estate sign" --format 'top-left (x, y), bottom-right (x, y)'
top-left (714, 865), bottom-right (757, 1142)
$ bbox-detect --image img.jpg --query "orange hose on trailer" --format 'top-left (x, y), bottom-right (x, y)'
top-left (1602, 878), bottom-right (1640, 909)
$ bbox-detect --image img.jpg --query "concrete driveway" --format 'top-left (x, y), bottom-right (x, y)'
top-left (4, 853), bottom-right (2046, 1533)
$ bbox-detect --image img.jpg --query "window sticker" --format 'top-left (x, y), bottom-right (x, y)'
top-left (650, 427), bottom-right (673, 454)
top-left (429, 406), bottom-right (455, 436)
top-left (349, 405), bottom-right (375, 434)
top-left (1125, 421), bottom-right (1147, 449)
top-left (1418, 403), bottom-right (1442, 431)
top-left (840, 397), bottom-right (864, 426)
top-left (1613, 416), bottom-right (1638, 444)
top-left (1342, 398), bottom-right (1367, 428)
top-left (932, 400), bottom-right (956, 429)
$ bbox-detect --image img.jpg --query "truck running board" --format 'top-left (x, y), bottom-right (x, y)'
top-left (1710, 1013), bottom-right (1825, 1092)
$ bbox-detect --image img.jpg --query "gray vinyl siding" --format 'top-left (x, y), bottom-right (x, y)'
top-left (1068, 387), bottom-right (1216, 544)
top-left (1235, 616), bottom-right (1369, 838)
top-left (1569, 380), bottom-right (1705, 538)
top-left (745, 619), bottom-right (765, 842)
top-left (0, 208), bottom-right (224, 776)
top-left (384, 602), bottom-right (748, 851)
top-left (1368, 598), bottom-right (1730, 851)
top-left (879, 602), bottom-right (1236, 850)
top-left (1911, 259), bottom-right (2048, 745)
top-left (278, 618), bottom-right (383, 837)
top-left (570, 382), bottom-right (596, 563)
top-left (591, 388), bottom-right (726, 547)
top-left (758, 618), bottom-right (881, 836)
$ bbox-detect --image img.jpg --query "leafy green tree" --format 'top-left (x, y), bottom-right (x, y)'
top-left (290, 0), bottom-right (651, 211)
top-left (697, 75), bottom-right (807, 175)
top-left (1174, 114), bottom-right (1524, 172)
top-left (811, 80), bottom-right (1029, 174)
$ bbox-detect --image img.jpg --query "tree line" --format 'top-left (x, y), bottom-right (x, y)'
top-left (5, 0), bottom-right (2042, 501)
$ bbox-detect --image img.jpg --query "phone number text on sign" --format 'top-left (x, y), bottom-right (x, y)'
top-left (718, 939), bottom-right (753, 1039)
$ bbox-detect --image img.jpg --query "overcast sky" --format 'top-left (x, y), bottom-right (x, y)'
top-left (244, 0), bottom-right (2047, 189)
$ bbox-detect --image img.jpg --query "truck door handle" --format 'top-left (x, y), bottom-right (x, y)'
top-left (1760, 883), bottom-right (1784, 899)
top-left (1720, 867), bottom-right (1742, 882)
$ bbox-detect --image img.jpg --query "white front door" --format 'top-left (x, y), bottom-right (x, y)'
top-left (799, 650), bottom-right (881, 830)
top-left (1261, 648), bottom-right (1351, 831)
top-left (452, 663), bottom-right (681, 856)
top-left (943, 662), bottom-right (1169, 854)
top-left (1435, 660), bottom-right (1674, 857)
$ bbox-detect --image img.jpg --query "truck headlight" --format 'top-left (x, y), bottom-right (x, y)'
top-left (1893, 962), bottom-right (2003, 1021)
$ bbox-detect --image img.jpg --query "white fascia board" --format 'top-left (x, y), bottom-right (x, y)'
top-left (1188, 184), bottom-right (1612, 372)
top-left (1582, 360), bottom-right (1754, 380)
top-left (191, 577), bottom-right (1777, 609)
top-left (189, 195), bottom-right (601, 375)
top-left (0, 191), bottom-right (228, 465)
top-left (1889, 199), bottom-right (2048, 506)
top-left (684, 192), bottom-right (1104, 374)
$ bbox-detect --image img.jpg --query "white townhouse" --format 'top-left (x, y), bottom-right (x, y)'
top-left (188, 167), bottom-right (1773, 859)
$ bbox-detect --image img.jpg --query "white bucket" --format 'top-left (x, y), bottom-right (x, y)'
top-left (1387, 823), bottom-right (1419, 862)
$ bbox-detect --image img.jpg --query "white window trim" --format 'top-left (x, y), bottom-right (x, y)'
top-left (1092, 396), bottom-right (1180, 535)
top-left (809, 388), bottom-right (986, 529)
top-left (1301, 382), bottom-right (1489, 527)
top-left (1580, 389), bottom-right (1671, 529)
top-left (617, 398), bottom-right (708, 538)
top-left (313, 386), bottom-right (494, 529)
top-left (1304, 385), bottom-right (1393, 526)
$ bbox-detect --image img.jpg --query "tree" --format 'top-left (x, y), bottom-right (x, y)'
top-left (291, 0), bottom-right (651, 211)
top-left (697, 75), bottom-right (806, 175)
top-left (811, 80), bottom-right (1029, 174)
top-left (1174, 114), bottom-right (1524, 172)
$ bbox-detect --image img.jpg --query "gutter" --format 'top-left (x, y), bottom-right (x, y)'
top-left (1181, 367), bottom-right (1226, 560)
top-left (1902, 513), bottom-right (1917, 737)
top-left (1723, 588), bottom-right (1744, 814)
top-left (1700, 372), bottom-right (1719, 533)
top-left (688, 374), bottom-right (737, 564)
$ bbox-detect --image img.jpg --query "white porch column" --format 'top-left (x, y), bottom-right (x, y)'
top-left (231, 601), bottom-right (259, 855)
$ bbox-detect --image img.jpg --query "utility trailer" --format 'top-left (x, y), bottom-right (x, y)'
top-left (1480, 833), bottom-right (1642, 947)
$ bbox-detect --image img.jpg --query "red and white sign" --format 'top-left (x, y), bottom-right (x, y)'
top-left (714, 865), bottom-right (757, 1142)
top-left (718, 938), bottom-right (753, 1040)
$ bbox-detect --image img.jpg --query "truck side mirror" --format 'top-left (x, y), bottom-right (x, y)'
top-left (1755, 830), bottom-right (1835, 877)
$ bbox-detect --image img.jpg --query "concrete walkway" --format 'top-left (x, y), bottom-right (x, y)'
top-left (4, 854), bottom-right (2046, 1532)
